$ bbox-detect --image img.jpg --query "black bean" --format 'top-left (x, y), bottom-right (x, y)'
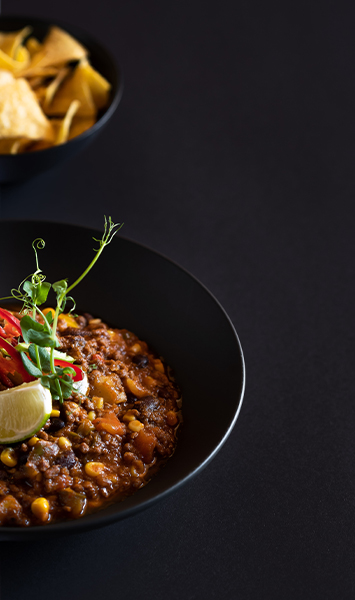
top-left (47, 418), bottom-right (65, 433)
top-left (158, 386), bottom-right (171, 399)
top-left (56, 451), bottom-right (76, 468)
top-left (18, 453), bottom-right (29, 466)
top-left (124, 391), bottom-right (136, 403)
top-left (60, 405), bottom-right (67, 423)
top-left (132, 354), bottom-right (149, 368)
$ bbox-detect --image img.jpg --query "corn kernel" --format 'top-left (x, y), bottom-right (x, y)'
top-left (87, 411), bottom-right (96, 421)
top-left (1, 448), bottom-right (17, 467)
top-left (154, 359), bottom-right (165, 373)
top-left (84, 462), bottom-right (105, 477)
top-left (128, 420), bottom-right (144, 432)
top-left (130, 343), bottom-right (142, 354)
top-left (50, 409), bottom-right (60, 418)
top-left (93, 396), bottom-right (104, 410)
top-left (31, 497), bottom-right (50, 521)
top-left (77, 421), bottom-right (94, 436)
top-left (28, 436), bottom-right (39, 447)
top-left (122, 410), bottom-right (136, 423)
top-left (58, 437), bottom-right (72, 450)
top-left (125, 378), bottom-right (146, 397)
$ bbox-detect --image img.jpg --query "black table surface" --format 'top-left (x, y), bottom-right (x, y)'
top-left (1, 0), bottom-right (355, 598)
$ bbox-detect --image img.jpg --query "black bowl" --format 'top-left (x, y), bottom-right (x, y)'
top-left (0, 221), bottom-right (245, 539)
top-left (0, 17), bottom-right (123, 183)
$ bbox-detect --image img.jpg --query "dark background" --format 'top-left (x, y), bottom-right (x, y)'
top-left (1, 0), bottom-right (355, 598)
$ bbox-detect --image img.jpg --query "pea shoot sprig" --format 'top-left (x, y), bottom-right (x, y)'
top-left (1, 217), bottom-right (123, 403)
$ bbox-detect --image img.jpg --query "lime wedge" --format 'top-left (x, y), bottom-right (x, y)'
top-left (0, 380), bottom-right (52, 444)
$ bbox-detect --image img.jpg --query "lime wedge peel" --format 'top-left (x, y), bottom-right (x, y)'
top-left (0, 379), bottom-right (52, 444)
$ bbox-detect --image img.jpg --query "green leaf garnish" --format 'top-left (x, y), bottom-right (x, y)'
top-left (23, 280), bottom-right (51, 305)
top-left (44, 311), bottom-right (54, 326)
top-left (0, 216), bottom-right (122, 403)
top-left (28, 344), bottom-right (51, 373)
top-left (20, 315), bottom-right (57, 348)
top-left (21, 353), bottom-right (42, 378)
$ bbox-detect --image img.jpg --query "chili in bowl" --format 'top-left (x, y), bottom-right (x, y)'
top-left (0, 220), bottom-right (245, 539)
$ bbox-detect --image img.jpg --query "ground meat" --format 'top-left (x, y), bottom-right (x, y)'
top-left (0, 313), bottom-right (181, 526)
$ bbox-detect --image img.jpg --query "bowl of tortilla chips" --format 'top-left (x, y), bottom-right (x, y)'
top-left (0, 16), bottom-right (123, 183)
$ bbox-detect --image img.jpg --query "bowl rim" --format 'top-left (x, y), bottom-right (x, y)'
top-left (0, 220), bottom-right (246, 537)
top-left (0, 15), bottom-right (124, 156)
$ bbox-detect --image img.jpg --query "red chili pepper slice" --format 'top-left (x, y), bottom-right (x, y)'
top-left (0, 308), bottom-right (21, 337)
top-left (54, 360), bottom-right (83, 382)
top-left (0, 337), bottom-right (35, 384)
top-left (0, 359), bottom-right (15, 388)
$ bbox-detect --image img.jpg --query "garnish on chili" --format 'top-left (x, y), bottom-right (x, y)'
top-left (0, 308), bottom-right (21, 337)
top-left (54, 360), bottom-right (83, 382)
top-left (0, 337), bottom-right (34, 384)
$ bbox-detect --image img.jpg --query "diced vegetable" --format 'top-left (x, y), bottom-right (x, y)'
top-left (93, 411), bottom-right (125, 435)
top-left (58, 488), bottom-right (87, 517)
top-left (91, 371), bottom-right (126, 404)
top-left (133, 429), bottom-right (156, 463)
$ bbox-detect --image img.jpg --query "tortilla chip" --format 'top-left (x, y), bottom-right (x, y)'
top-left (44, 62), bottom-right (96, 117)
top-left (0, 137), bottom-right (31, 154)
top-left (15, 45), bottom-right (30, 65)
top-left (27, 76), bottom-right (46, 89)
top-left (27, 139), bottom-right (54, 152)
top-left (68, 115), bottom-right (95, 140)
top-left (0, 27), bottom-right (31, 59)
top-left (26, 36), bottom-right (42, 57)
top-left (10, 138), bottom-right (32, 154)
top-left (0, 138), bottom-right (19, 154)
top-left (79, 59), bottom-right (111, 109)
top-left (29, 26), bottom-right (87, 69)
top-left (42, 67), bottom-right (70, 110)
top-left (0, 72), bottom-right (54, 141)
top-left (53, 99), bottom-right (81, 144)
top-left (34, 86), bottom-right (47, 103)
top-left (15, 65), bottom-right (60, 78)
top-left (0, 24), bottom-right (110, 154)
top-left (0, 48), bottom-right (25, 73)
top-left (0, 69), bottom-right (14, 86)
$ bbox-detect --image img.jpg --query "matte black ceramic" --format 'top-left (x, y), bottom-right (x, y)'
top-left (0, 221), bottom-right (245, 539)
top-left (0, 17), bottom-right (123, 183)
